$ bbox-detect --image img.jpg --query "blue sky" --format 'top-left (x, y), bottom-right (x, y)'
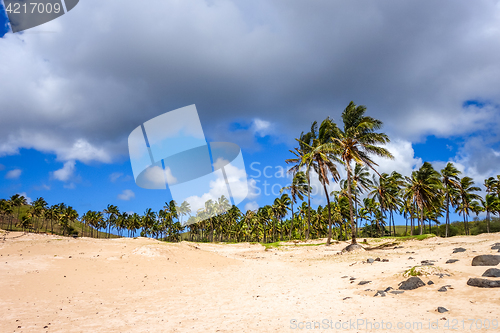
top-left (1, 0), bottom-right (500, 227)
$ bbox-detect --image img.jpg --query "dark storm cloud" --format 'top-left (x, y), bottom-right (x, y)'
top-left (1, 0), bottom-right (499, 167)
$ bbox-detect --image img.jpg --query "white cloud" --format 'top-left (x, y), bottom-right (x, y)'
top-left (118, 189), bottom-right (135, 201)
top-left (5, 168), bottom-right (22, 179)
top-left (371, 139), bottom-right (423, 177)
top-left (109, 172), bottom-right (123, 182)
top-left (52, 160), bottom-right (76, 182)
top-left (244, 201), bottom-right (259, 212)
top-left (252, 118), bottom-right (272, 137)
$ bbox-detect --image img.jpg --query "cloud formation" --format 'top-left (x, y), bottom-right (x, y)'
top-left (1, 0), bottom-right (499, 177)
top-left (52, 160), bottom-right (75, 182)
top-left (117, 189), bottom-right (135, 201)
top-left (5, 168), bottom-right (22, 179)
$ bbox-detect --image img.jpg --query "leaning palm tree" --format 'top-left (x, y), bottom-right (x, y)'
top-left (299, 117), bottom-right (342, 246)
top-left (441, 163), bottom-right (461, 237)
top-left (404, 162), bottom-right (442, 235)
top-left (327, 101), bottom-right (393, 247)
top-left (350, 164), bottom-right (373, 235)
top-left (286, 122), bottom-right (319, 240)
top-left (280, 171), bottom-right (310, 240)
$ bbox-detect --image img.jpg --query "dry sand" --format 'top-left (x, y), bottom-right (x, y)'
top-left (1, 229), bottom-right (499, 332)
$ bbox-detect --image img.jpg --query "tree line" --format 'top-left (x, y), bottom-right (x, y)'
top-left (1, 102), bottom-right (499, 243)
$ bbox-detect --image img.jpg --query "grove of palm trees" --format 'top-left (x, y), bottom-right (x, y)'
top-left (2, 102), bottom-right (499, 245)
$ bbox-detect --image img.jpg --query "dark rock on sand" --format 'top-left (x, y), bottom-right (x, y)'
top-left (482, 268), bottom-right (500, 277)
top-left (384, 287), bottom-right (393, 292)
top-left (399, 277), bottom-right (425, 290)
top-left (358, 281), bottom-right (371, 285)
top-left (390, 290), bottom-right (404, 294)
top-left (446, 259), bottom-right (459, 264)
top-left (421, 260), bottom-right (434, 266)
top-left (438, 286), bottom-right (447, 292)
top-left (491, 243), bottom-right (500, 250)
top-left (467, 278), bottom-right (500, 288)
top-left (343, 243), bottom-right (364, 252)
top-left (374, 290), bottom-right (386, 297)
top-left (375, 258), bottom-right (381, 262)
top-left (427, 280), bottom-right (434, 285)
top-left (349, 277), bottom-right (356, 280)
top-left (453, 248), bottom-right (466, 253)
top-left (438, 307), bottom-right (448, 313)
top-left (367, 258), bottom-right (374, 263)
top-left (471, 255), bottom-right (500, 266)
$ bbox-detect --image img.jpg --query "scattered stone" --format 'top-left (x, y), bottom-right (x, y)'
top-left (341, 276), bottom-right (348, 278)
top-left (482, 268), bottom-right (500, 277)
top-left (408, 257), bottom-right (414, 260)
top-left (453, 248), bottom-right (466, 253)
top-left (421, 260), bottom-right (434, 266)
top-left (398, 277), bottom-right (425, 290)
top-left (364, 289), bottom-right (373, 291)
top-left (390, 290), bottom-right (404, 294)
top-left (367, 258), bottom-right (375, 263)
top-left (384, 287), bottom-right (393, 292)
top-left (428, 280), bottom-right (434, 285)
top-left (437, 307), bottom-right (448, 313)
top-left (375, 258), bottom-right (381, 262)
top-left (349, 277), bottom-right (356, 280)
top-left (358, 281), bottom-right (371, 285)
top-left (342, 297), bottom-right (351, 300)
top-left (394, 246), bottom-right (404, 249)
top-left (446, 259), bottom-right (459, 264)
top-left (382, 259), bottom-right (389, 262)
top-left (491, 243), bottom-right (500, 250)
top-left (438, 286), bottom-right (447, 292)
top-left (374, 290), bottom-right (386, 297)
top-left (467, 278), bottom-right (500, 288)
top-left (471, 255), bottom-right (500, 266)
top-left (343, 243), bottom-right (364, 252)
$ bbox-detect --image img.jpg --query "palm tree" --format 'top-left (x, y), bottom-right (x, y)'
top-left (328, 101), bottom-right (393, 246)
top-left (404, 162), bottom-right (442, 235)
top-left (299, 118), bottom-right (341, 246)
top-left (286, 122), bottom-right (318, 240)
top-left (482, 194), bottom-right (499, 233)
top-left (350, 164), bottom-right (373, 235)
top-left (10, 194), bottom-right (27, 229)
top-left (272, 194), bottom-right (291, 241)
top-left (103, 204), bottom-right (119, 238)
top-left (280, 171), bottom-right (310, 240)
top-left (456, 176), bottom-right (482, 235)
top-left (441, 163), bottom-right (461, 237)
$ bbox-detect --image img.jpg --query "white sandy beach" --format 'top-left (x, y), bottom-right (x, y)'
top-left (1, 230), bottom-right (499, 332)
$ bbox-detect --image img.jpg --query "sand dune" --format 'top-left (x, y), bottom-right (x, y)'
top-left (1, 230), bottom-right (499, 332)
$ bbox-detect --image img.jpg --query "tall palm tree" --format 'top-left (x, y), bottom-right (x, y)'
top-left (299, 118), bottom-right (341, 245)
top-left (286, 122), bottom-right (318, 240)
top-left (456, 176), bottom-right (482, 235)
top-left (404, 162), bottom-right (442, 235)
top-left (441, 163), bottom-right (461, 237)
top-left (328, 101), bottom-right (393, 246)
top-left (280, 171), bottom-right (310, 240)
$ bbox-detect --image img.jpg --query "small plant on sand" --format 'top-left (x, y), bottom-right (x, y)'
top-left (403, 265), bottom-right (446, 278)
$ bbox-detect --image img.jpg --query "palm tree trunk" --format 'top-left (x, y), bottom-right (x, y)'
top-left (289, 202), bottom-right (294, 241)
top-left (346, 165), bottom-right (357, 244)
top-left (324, 182), bottom-right (334, 246)
top-left (306, 174), bottom-right (311, 240)
top-left (420, 208), bottom-right (424, 235)
top-left (445, 194), bottom-right (450, 237)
